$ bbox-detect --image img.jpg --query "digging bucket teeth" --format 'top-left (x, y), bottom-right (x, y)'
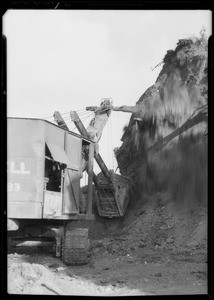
top-left (95, 172), bottom-right (130, 218)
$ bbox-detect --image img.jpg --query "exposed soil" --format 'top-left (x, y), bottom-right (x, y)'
top-left (7, 193), bottom-right (207, 296)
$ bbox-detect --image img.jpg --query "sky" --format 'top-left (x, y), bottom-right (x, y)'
top-left (3, 9), bottom-right (212, 174)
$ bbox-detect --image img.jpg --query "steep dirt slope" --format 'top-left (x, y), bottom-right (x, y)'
top-left (115, 32), bottom-right (208, 208)
top-left (8, 195), bottom-right (207, 295)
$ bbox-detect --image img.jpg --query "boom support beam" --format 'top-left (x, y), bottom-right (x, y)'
top-left (54, 110), bottom-right (98, 186)
top-left (86, 142), bottom-right (95, 219)
top-left (70, 110), bottom-right (113, 186)
top-left (53, 111), bottom-right (69, 130)
top-left (70, 111), bottom-right (90, 139)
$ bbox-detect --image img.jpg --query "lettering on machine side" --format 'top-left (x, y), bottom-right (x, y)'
top-left (7, 162), bottom-right (31, 175)
top-left (7, 182), bottom-right (21, 192)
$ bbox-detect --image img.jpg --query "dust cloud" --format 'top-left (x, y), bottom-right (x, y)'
top-left (127, 68), bottom-right (207, 207)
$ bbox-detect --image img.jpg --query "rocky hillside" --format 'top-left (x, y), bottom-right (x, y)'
top-left (115, 31), bottom-right (208, 208)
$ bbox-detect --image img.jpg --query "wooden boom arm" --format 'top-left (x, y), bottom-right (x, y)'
top-left (86, 105), bottom-right (138, 114)
top-left (70, 110), bottom-right (114, 187)
top-left (53, 111), bottom-right (69, 130)
top-left (53, 110), bottom-right (98, 186)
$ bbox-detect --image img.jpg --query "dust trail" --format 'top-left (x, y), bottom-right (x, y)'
top-left (116, 35), bottom-right (208, 207)
top-left (130, 68), bottom-right (207, 206)
top-left (144, 135), bottom-right (207, 205)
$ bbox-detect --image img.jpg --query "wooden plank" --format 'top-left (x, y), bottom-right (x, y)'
top-left (70, 111), bottom-right (90, 138)
top-left (67, 169), bottom-right (79, 210)
top-left (86, 142), bottom-right (95, 219)
top-left (53, 111), bottom-right (69, 131)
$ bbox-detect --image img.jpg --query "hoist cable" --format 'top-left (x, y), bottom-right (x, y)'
top-left (43, 108), bottom-right (89, 119)
top-left (70, 112), bottom-right (94, 132)
top-left (80, 112), bottom-right (94, 126)
top-left (62, 111), bottom-right (91, 120)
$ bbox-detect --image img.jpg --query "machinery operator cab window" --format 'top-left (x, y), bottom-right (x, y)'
top-left (44, 145), bottom-right (65, 192)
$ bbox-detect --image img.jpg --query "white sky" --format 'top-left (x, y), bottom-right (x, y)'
top-left (3, 9), bottom-right (212, 174)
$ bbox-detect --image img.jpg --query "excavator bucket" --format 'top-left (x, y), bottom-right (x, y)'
top-left (95, 172), bottom-right (130, 218)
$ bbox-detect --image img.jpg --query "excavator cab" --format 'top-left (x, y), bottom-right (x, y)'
top-left (7, 117), bottom-right (95, 265)
top-left (7, 117), bottom-right (94, 222)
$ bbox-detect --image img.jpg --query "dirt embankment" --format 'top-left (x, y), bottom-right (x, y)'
top-left (7, 192), bottom-right (207, 296)
top-left (116, 34), bottom-right (208, 208)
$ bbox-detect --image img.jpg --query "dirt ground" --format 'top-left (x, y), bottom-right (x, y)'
top-left (7, 193), bottom-right (208, 296)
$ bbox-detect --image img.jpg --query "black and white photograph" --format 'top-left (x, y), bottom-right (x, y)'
top-left (3, 7), bottom-right (212, 296)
